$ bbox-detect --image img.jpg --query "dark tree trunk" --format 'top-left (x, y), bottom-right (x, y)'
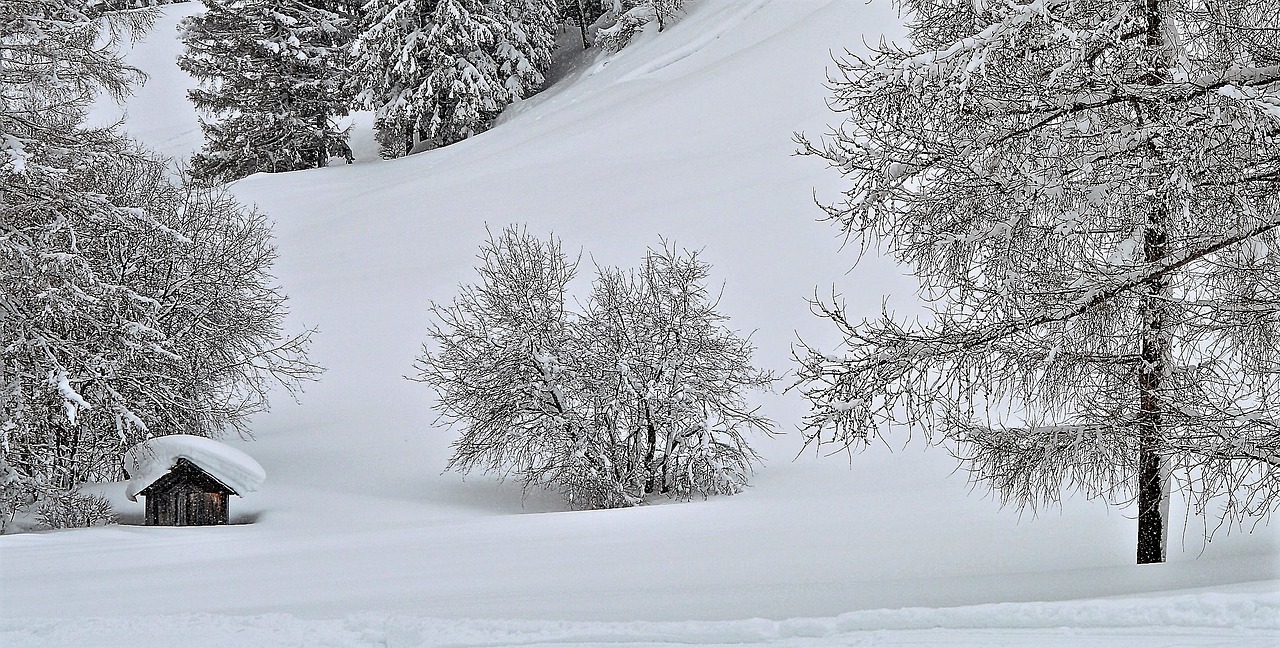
top-left (576, 0), bottom-right (591, 49)
top-left (643, 402), bottom-right (657, 494)
top-left (1134, 0), bottom-right (1172, 565)
top-left (1136, 211), bottom-right (1169, 565)
top-left (315, 113), bottom-right (328, 169)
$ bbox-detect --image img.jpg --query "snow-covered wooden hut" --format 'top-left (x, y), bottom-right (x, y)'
top-left (123, 435), bottom-right (265, 526)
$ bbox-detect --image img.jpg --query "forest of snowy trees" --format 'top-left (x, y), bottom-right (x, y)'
top-left (180, 0), bottom-right (689, 171)
top-left (0, 0), bottom-right (702, 528)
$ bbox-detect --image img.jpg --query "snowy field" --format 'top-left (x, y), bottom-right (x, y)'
top-left (3, 1), bottom-right (1278, 646)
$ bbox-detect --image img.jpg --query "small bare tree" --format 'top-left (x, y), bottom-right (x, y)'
top-left (576, 245), bottom-right (774, 500)
top-left (794, 0), bottom-right (1280, 563)
top-left (416, 226), bottom-right (773, 508)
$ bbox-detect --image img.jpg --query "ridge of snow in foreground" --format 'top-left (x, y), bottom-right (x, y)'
top-left (4, 586), bottom-right (1277, 647)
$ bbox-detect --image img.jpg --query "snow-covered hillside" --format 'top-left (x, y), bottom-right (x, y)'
top-left (4, 1), bottom-right (1278, 646)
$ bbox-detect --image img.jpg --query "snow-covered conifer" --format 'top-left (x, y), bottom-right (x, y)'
top-left (491, 0), bottom-right (558, 103)
top-left (794, 0), bottom-right (1280, 563)
top-left (354, 0), bottom-right (508, 157)
top-left (180, 0), bottom-right (355, 184)
top-left (416, 227), bottom-right (773, 509)
top-left (595, 0), bottom-right (685, 53)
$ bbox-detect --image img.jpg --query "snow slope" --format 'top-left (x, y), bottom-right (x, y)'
top-left (5, 1), bottom-right (1278, 646)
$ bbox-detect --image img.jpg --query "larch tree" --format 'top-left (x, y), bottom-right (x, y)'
top-left (794, 0), bottom-right (1280, 564)
top-left (180, 0), bottom-right (356, 184)
top-left (416, 227), bottom-right (774, 508)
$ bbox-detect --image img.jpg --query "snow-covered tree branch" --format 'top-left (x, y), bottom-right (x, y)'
top-left (795, 0), bottom-right (1280, 564)
top-left (353, 0), bottom-right (558, 157)
top-left (416, 226), bottom-right (774, 508)
top-left (2, 0), bottom-right (320, 527)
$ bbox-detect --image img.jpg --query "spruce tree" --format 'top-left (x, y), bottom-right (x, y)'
top-left (595, 0), bottom-right (686, 52)
top-left (794, 0), bottom-right (1280, 563)
top-left (492, 0), bottom-right (559, 103)
top-left (180, 0), bottom-right (355, 184)
top-left (355, 0), bottom-right (552, 158)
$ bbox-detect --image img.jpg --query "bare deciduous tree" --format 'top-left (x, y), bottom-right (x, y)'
top-left (416, 226), bottom-right (774, 508)
top-left (1, 1), bottom-right (319, 526)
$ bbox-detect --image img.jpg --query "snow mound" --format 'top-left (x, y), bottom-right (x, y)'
top-left (123, 435), bottom-right (266, 501)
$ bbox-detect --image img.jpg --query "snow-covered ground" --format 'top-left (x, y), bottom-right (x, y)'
top-left (5, 1), bottom-right (1278, 646)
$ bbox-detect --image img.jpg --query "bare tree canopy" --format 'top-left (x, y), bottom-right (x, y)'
top-left (1, 0), bottom-right (319, 529)
top-left (416, 226), bottom-right (775, 508)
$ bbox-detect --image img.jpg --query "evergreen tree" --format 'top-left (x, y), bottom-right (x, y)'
top-left (595, 0), bottom-right (685, 53)
top-left (180, 0), bottom-right (355, 184)
top-left (492, 0), bottom-right (558, 103)
top-left (354, 0), bottom-right (555, 158)
top-left (794, 0), bottom-right (1280, 563)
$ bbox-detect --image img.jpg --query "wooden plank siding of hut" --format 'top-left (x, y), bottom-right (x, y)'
top-left (140, 459), bottom-right (234, 526)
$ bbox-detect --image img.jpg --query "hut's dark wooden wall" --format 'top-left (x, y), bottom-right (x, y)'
top-left (140, 458), bottom-right (234, 526)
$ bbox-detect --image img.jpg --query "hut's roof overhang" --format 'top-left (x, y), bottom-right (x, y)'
top-left (124, 435), bottom-right (266, 501)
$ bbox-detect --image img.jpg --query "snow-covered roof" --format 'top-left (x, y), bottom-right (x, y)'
top-left (124, 435), bottom-right (266, 501)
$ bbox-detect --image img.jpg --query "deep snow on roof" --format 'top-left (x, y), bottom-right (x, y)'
top-left (123, 435), bottom-right (266, 501)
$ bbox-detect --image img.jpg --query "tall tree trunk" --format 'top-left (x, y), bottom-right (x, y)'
top-left (1134, 0), bottom-right (1172, 566)
top-left (1137, 218), bottom-right (1169, 564)
top-left (576, 0), bottom-right (591, 49)
top-left (643, 400), bottom-right (657, 494)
